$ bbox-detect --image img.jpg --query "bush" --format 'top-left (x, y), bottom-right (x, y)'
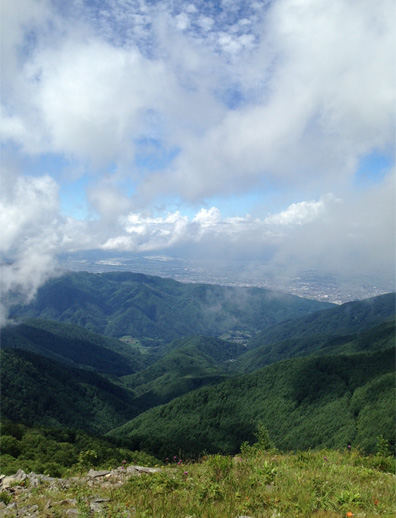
top-left (0, 491), bottom-right (12, 505)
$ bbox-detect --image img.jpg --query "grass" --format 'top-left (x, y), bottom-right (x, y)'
top-left (4, 448), bottom-right (395, 517)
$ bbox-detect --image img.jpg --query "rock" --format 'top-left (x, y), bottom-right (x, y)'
top-left (3, 502), bottom-right (18, 516)
top-left (86, 469), bottom-right (111, 479)
top-left (18, 504), bottom-right (39, 516)
top-left (54, 498), bottom-right (77, 507)
top-left (130, 465), bottom-right (161, 474)
top-left (1, 469), bottom-right (27, 489)
top-left (90, 501), bottom-right (104, 512)
top-left (65, 510), bottom-right (79, 517)
top-left (89, 498), bottom-right (110, 512)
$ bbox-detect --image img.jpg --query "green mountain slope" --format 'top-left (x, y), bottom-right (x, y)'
top-left (120, 336), bottom-right (245, 410)
top-left (160, 335), bottom-right (247, 363)
top-left (247, 292), bottom-right (395, 350)
top-left (235, 318), bottom-right (396, 373)
top-left (109, 347), bottom-right (395, 457)
top-left (1, 319), bottom-right (147, 376)
top-left (9, 271), bottom-right (333, 344)
top-left (0, 349), bottom-right (139, 434)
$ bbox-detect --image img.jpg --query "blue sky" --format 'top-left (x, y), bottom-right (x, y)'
top-left (0, 0), bottom-right (395, 319)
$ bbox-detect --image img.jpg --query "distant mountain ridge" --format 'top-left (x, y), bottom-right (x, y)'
top-left (247, 292), bottom-right (395, 349)
top-left (235, 318), bottom-right (395, 372)
top-left (9, 271), bottom-right (333, 345)
top-left (1, 319), bottom-right (147, 376)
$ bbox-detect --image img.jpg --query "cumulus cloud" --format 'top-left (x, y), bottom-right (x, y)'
top-left (98, 194), bottom-right (345, 257)
top-left (2, 0), bottom-right (394, 190)
top-left (264, 195), bottom-right (338, 226)
top-left (143, 0), bottom-right (395, 201)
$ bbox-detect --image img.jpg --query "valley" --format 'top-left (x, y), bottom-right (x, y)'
top-left (0, 271), bottom-right (395, 516)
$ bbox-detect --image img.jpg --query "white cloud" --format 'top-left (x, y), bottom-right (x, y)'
top-left (3, 0), bottom-right (393, 192)
top-left (193, 207), bottom-right (222, 228)
top-left (0, 173), bottom-right (59, 253)
top-left (264, 195), bottom-right (337, 226)
top-left (100, 195), bottom-right (338, 253)
top-left (87, 182), bottom-right (132, 224)
top-left (0, 170), bottom-right (62, 325)
top-left (138, 0), bottom-right (395, 201)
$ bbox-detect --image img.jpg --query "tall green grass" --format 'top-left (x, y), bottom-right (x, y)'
top-left (3, 447), bottom-right (395, 518)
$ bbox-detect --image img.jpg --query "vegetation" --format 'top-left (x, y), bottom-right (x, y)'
top-left (1, 291), bottom-right (395, 460)
top-left (235, 318), bottom-right (396, 372)
top-left (110, 348), bottom-right (395, 458)
top-left (0, 420), bottom-right (158, 477)
top-left (1, 318), bottom-right (148, 376)
top-left (120, 335), bottom-right (244, 409)
top-left (9, 271), bottom-right (332, 344)
top-left (1, 283), bottom-right (395, 517)
top-left (0, 349), bottom-right (139, 434)
top-left (1, 425), bottom-right (395, 517)
top-left (248, 292), bottom-right (395, 350)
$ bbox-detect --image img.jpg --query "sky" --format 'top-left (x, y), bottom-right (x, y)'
top-left (0, 0), bottom-right (395, 322)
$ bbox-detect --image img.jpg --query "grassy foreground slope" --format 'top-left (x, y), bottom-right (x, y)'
top-left (9, 271), bottom-right (333, 343)
top-left (110, 348), bottom-right (395, 457)
top-left (1, 448), bottom-right (395, 518)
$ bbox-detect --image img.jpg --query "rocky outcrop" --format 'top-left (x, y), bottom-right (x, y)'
top-left (0, 465), bottom-right (162, 517)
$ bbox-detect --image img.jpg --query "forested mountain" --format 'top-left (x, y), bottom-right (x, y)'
top-left (1, 318), bottom-right (147, 376)
top-left (1, 283), bottom-right (395, 465)
top-left (235, 318), bottom-right (396, 373)
top-left (9, 271), bottom-right (332, 345)
top-left (110, 347), bottom-right (395, 457)
top-left (120, 336), bottom-right (244, 410)
top-left (247, 292), bottom-right (395, 350)
top-left (0, 349), bottom-right (138, 434)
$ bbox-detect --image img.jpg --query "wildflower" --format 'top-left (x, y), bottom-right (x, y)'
top-left (184, 471), bottom-right (188, 475)
top-left (323, 456), bottom-right (328, 462)
top-left (346, 512), bottom-right (353, 517)
top-left (165, 458), bottom-right (169, 461)
top-left (122, 460), bottom-right (126, 464)
top-left (347, 444), bottom-right (351, 450)
top-left (177, 460), bottom-right (182, 465)
top-left (173, 456), bottom-right (177, 459)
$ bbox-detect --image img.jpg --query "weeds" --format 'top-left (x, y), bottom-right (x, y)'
top-left (2, 449), bottom-right (395, 517)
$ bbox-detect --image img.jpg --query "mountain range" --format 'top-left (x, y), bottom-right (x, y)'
top-left (1, 271), bottom-right (394, 462)
top-left (9, 271), bottom-right (332, 345)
